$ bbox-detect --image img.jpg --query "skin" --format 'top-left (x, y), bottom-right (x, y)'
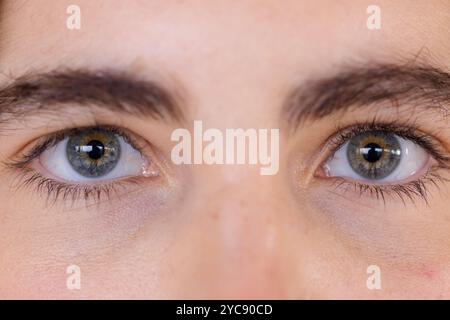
top-left (0, 0), bottom-right (450, 299)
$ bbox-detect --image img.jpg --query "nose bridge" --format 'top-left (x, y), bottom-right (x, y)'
top-left (189, 165), bottom-right (295, 297)
top-left (207, 167), bottom-right (279, 249)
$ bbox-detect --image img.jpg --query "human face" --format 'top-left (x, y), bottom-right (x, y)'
top-left (0, 0), bottom-right (449, 299)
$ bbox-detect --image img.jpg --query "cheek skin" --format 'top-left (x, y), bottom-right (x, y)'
top-left (307, 184), bottom-right (450, 297)
top-left (0, 181), bottom-right (181, 298)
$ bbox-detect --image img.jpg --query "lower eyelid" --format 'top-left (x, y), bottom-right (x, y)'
top-left (325, 156), bottom-right (434, 186)
top-left (316, 164), bottom-right (447, 206)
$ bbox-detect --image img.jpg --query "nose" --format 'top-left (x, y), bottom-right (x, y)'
top-left (169, 165), bottom-right (305, 299)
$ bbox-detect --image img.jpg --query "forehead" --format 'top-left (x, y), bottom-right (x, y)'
top-left (1, 1), bottom-right (449, 80)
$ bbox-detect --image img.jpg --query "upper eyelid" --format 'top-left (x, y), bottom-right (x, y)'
top-left (325, 122), bottom-right (450, 167)
top-left (5, 125), bottom-right (148, 170)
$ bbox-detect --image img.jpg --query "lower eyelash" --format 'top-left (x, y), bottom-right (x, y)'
top-left (10, 168), bottom-right (144, 206)
top-left (329, 167), bottom-right (449, 206)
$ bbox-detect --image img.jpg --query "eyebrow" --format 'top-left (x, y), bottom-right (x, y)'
top-left (0, 69), bottom-right (184, 122)
top-left (283, 63), bottom-right (450, 127)
top-left (1, 64), bottom-right (449, 129)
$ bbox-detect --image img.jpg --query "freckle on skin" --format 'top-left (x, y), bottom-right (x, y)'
top-left (422, 268), bottom-right (435, 280)
top-left (395, 261), bottom-right (438, 280)
top-left (407, 263), bottom-right (439, 280)
top-left (211, 211), bottom-right (219, 221)
top-left (129, 57), bottom-right (148, 75)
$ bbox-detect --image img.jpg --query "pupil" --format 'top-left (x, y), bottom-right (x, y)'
top-left (362, 142), bottom-right (383, 163)
top-left (86, 140), bottom-right (105, 160)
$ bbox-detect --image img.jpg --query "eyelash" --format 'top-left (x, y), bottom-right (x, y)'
top-left (5, 126), bottom-right (149, 205)
top-left (323, 120), bottom-right (450, 205)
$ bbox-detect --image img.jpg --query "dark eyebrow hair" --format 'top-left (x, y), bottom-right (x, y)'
top-left (0, 69), bottom-right (184, 122)
top-left (283, 63), bottom-right (450, 127)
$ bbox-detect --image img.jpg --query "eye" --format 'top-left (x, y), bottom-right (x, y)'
top-left (323, 130), bottom-right (430, 183)
top-left (37, 127), bottom-right (157, 183)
